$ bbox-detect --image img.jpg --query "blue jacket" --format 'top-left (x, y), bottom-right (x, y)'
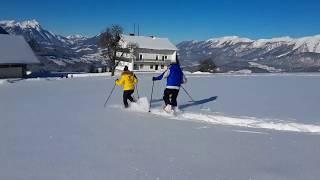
top-left (153, 64), bottom-right (186, 88)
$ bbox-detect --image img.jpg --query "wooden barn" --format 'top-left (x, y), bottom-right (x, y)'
top-left (0, 34), bottom-right (39, 78)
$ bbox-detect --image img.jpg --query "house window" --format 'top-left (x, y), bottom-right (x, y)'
top-left (162, 56), bottom-right (165, 61)
top-left (156, 55), bottom-right (158, 60)
top-left (161, 65), bottom-right (164, 69)
top-left (140, 54), bottom-right (143, 60)
top-left (150, 65), bottom-right (153, 69)
top-left (134, 64), bottom-right (139, 70)
top-left (165, 56), bottom-right (168, 60)
top-left (140, 64), bottom-right (144, 69)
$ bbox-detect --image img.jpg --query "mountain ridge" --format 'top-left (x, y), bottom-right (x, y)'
top-left (1, 19), bottom-right (320, 73)
top-left (177, 35), bottom-right (320, 72)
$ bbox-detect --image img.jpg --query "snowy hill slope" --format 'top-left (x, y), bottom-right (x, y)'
top-left (0, 73), bottom-right (320, 179)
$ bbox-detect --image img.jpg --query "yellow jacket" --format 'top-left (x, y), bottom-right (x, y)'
top-left (116, 71), bottom-right (138, 91)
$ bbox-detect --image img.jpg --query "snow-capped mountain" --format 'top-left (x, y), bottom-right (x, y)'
top-left (0, 20), bottom-right (71, 46)
top-left (67, 34), bottom-right (88, 43)
top-left (177, 35), bottom-right (320, 72)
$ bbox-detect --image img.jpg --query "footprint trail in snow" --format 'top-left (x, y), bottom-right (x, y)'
top-left (110, 97), bottom-right (320, 134)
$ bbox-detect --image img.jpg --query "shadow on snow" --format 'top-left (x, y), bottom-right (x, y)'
top-left (179, 96), bottom-right (218, 110)
top-left (151, 96), bottom-right (218, 109)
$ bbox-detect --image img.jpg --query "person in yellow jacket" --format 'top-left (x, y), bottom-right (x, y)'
top-left (115, 66), bottom-right (138, 108)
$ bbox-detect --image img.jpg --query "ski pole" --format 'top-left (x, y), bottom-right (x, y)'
top-left (149, 81), bottom-right (155, 112)
top-left (181, 85), bottom-right (195, 102)
top-left (135, 84), bottom-right (140, 99)
top-left (104, 83), bottom-right (116, 107)
top-left (134, 74), bottom-right (140, 99)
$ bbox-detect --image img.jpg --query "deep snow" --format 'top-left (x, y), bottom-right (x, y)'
top-left (1, 73), bottom-right (320, 180)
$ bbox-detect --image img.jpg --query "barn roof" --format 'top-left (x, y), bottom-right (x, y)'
top-left (121, 34), bottom-right (178, 51)
top-left (0, 34), bottom-right (39, 64)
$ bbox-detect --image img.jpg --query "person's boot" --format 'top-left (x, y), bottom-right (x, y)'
top-left (164, 104), bottom-right (173, 113)
top-left (172, 106), bottom-right (176, 112)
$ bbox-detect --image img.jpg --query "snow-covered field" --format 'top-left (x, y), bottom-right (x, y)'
top-left (1, 73), bottom-right (320, 180)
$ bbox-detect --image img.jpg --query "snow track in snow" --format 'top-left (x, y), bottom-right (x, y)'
top-left (174, 112), bottom-right (320, 134)
top-left (111, 97), bottom-right (320, 134)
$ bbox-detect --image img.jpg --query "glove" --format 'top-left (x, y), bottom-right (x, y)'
top-left (152, 77), bottom-right (156, 81)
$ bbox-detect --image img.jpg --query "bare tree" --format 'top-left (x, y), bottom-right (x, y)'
top-left (98, 25), bottom-right (123, 76)
top-left (127, 42), bottom-right (139, 51)
top-left (126, 42), bottom-right (139, 59)
top-left (0, 26), bottom-right (9, 34)
top-left (198, 58), bottom-right (217, 73)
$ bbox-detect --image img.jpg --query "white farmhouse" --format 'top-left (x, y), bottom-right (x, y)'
top-left (116, 34), bottom-right (178, 72)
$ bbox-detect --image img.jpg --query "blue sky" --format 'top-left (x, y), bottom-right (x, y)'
top-left (1, 0), bottom-right (320, 43)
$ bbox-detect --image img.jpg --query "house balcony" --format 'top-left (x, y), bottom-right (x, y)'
top-left (117, 57), bottom-right (172, 65)
top-left (135, 59), bottom-right (172, 65)
top-left (116, 57), bottom-right (132, 62)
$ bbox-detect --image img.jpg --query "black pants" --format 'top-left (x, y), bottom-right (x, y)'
top-left (123, 90), bottom-right (135, 108)
top-left (163, 88), bottom-right (179, 107)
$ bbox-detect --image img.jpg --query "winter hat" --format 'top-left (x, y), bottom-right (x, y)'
top-left (124, 66), bottom-right (129, 71)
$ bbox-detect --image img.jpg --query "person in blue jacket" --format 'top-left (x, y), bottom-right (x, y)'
top-left (152, 60), bottom-right (187, 112)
